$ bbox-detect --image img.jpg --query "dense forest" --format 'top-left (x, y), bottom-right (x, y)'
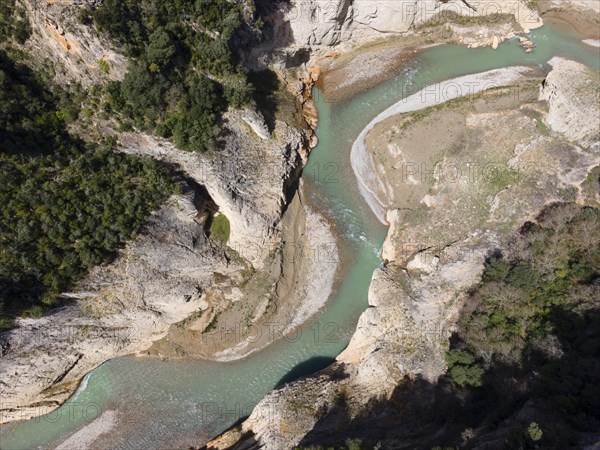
top-left (0, 0), bottom-right (269, 328)
top-left (90, 0), bottom-right (257, 152)
top-left (0, 50), bottom-right (174, 329)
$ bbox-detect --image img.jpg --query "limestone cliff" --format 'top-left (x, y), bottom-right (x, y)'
top-left (20, 0), bottom-right (128, 86)
top-left (0, 191), bottom-right (229, 422)
top-left (255, 0), bottom-right (541, 66)
top-left (540, 59), bottom-right (600, 149)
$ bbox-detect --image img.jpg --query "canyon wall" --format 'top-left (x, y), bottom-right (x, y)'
top-left (256, 0), bottom-right (541, 66)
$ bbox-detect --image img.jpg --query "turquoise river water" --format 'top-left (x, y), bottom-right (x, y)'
top-left (1, 21), bottom-right (598, 449)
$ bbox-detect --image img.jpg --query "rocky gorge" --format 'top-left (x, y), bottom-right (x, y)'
top-left (207, 55), bottom-right (599, 448)
top-left (206, 2), bottom-right (600, 449)
top-left (0, 0), bottom-right (599, 449)
top-left (1, 0), bottom-right (330, 424)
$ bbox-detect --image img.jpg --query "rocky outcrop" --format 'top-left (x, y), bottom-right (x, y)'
top-left (117, 108), bottom-right (307, 269)
top-left (245, 0), bottom-right (542, 73)
top-left (342, 61), bottom-right (599, 417)
top-left (279, 0), bottom-right (540, 50)
top-left (351, 65), bottom-right (537, 223)
top-left (0, 192), bottom-right (233, 423)
top-left (540, 59), bottom-right (600, 149)
top-left (21, 0), bottom-right (128, 86)
top-left (550, 0), bottom-right (600, 13)
top-left (285, 0), bottom-right (541, 48)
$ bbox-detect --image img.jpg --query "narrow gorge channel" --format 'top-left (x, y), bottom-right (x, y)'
top-left (1, 21), bottom-right (599, 450)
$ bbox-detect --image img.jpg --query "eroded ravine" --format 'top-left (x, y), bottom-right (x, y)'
top-left (1, 22), bottom-right (599, 450)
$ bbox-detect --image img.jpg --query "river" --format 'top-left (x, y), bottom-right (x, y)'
top-left (1, 21), bottom-right (598, 449)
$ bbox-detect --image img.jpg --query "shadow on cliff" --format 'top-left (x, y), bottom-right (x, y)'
top-left (295, 205), bottom-right (600, 449)
top-left (247, 69), bottom-right (280, 133)
top-left (276, 356), bottom-right (337, 387)
top-left (296, 304), bottom-right (600, 449)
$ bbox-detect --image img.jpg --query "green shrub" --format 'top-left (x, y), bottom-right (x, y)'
top-left (202, 312), bottom-right (220, 334)
top-left (98, 59), bottom-right (110, 74)
top-left (528, 422), bottom-right (543, 442)
top-left (210, 214), bottom-right (230, 244)
top-left (505, 261), bottom-right (538, 291)
top-left (482, 256), bottom-right (510, 282)
top-left (445, 349), bottom-right (484, 387)
top-left (344, 439), bottom-right (363, 450)
top-left (333, 390), bottom-right (347, 407)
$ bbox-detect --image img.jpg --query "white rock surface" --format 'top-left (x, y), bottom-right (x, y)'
top-left (540, 59), bottom-right (600, 149)
top-left (119, 109), bottom-right (306, 269)
top-left (283, 0), bottom-right (541, 50)
top-left (242, 109), bottom-right (271, 140)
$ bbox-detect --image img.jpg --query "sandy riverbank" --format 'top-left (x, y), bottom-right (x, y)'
top-left (54, 410), bottom-right (118, 450)
top-left (209, 187), bottom-right (341, 362)
top-left (350, 66), bottom-right (536, 223)
top-left (541, 9), bottom-right (600, 40)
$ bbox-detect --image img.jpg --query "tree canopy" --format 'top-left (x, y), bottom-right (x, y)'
top-left (0, 51), bottom-right (173, 328)
top-left (92, 0), bottom-right (256, 152)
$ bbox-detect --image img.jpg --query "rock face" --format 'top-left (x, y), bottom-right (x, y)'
top-left (281, 0), bottom-right (541, 49)
top-left (117, 108), bottom-right (307, 270)
top-left (540, 59), bottom-right (600, 149)
top-left (209, 61), bottom-right (599, 449)
top-left (242, 108), bottom-right (272, 140)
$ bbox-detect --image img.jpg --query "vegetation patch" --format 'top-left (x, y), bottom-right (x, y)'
top-left (418, 11), bottom-right (515, 28)
top-left (91, 0), bottom-right (261, 152)
top-left (0, 1), bottom-right (31, 44)
top-left (444, 203), bottom-right (600, 446)
top-left (210, 213), bottom-right (230, 244)
top-left (202, 311), bottom-right (220, 334)
top-left (98, 59), bottom-right (110, 75)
